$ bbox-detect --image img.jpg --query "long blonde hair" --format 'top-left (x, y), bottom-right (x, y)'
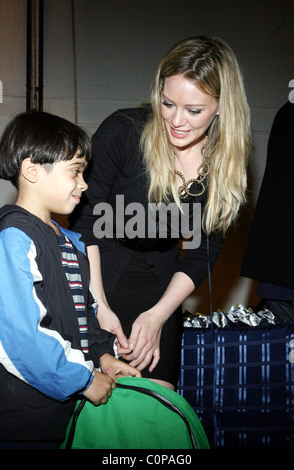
top-left (140, 36), bottom-right (253, 235)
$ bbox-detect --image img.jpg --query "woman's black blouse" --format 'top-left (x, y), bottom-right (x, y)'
top-left (70, 107), bottom-right (223, 294)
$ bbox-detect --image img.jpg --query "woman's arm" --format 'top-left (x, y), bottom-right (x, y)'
top-left (87, 244), bottom-right (130, 353)
top-left (123, 271), bottom-right (195, 372)
top-left (122, 230), bottom-right (223, 372)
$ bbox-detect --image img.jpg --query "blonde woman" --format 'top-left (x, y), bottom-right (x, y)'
top-left (70, 36), bottom-right (253, 391)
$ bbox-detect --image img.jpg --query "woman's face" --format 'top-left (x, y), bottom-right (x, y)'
top-left (160, 74), bottom-right (219, 150)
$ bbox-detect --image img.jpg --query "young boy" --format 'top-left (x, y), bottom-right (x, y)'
top-left (0, 111), bottom-right (140, 449)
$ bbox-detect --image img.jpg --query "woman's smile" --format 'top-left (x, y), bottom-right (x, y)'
top-left (170, 127), bottom-right (192, 139)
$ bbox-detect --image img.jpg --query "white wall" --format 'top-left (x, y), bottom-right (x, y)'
top-left (0, 0), bottom-right (293, 312)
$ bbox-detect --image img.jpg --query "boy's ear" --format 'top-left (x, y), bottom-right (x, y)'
top-left (21, 157), bottom-right (40, 183)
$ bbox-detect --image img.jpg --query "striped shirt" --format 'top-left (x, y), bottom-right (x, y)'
top-left (57, 233), bottom-right (89, 354)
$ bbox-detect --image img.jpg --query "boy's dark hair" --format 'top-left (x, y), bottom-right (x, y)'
top-left (0, 111), bottom-right (90, 187)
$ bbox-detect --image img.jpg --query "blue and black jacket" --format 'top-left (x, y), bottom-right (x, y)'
top-left (0, 205), bottom-right (115, 442)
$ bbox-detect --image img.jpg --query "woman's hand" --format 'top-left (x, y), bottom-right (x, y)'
top-left (122, 310), bottom-right (164, 373)
top-left (97, 303), bottom-right (131, 356)
top-left (123, 272), bottom-right (195, 373)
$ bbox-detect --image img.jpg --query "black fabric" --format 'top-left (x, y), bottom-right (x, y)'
top-left (241, 101), bottom-right (294, 290)
top-left (0, 366), bottom-right (76, 443)
top-left (258, 282), bottom-right (294, 302)
top-left (105, 251), bottom-right (183, 386)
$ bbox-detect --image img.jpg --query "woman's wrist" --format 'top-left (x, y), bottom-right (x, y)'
top-left (146, 303), bottom-right (173, 326)
top-left (148, 272), bottom-right (195, 323)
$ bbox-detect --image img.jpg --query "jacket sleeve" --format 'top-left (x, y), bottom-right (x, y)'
top-left (0, 226), bottom-right (95, 402)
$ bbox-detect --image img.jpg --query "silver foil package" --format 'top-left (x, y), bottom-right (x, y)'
top-left (183, 303), bottom-right (280, 328)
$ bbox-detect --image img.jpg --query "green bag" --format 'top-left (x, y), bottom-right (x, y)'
top-left (61, 377), bottom-right (209, 449)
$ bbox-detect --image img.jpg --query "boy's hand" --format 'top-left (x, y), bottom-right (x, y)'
top-left (82, 369), bottom-right (116, 406)
top-left (100, 353), bottom-right (142, 381)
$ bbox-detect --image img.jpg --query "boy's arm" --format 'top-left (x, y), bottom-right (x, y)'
top-left (0, 227), bottom-right (95, 402)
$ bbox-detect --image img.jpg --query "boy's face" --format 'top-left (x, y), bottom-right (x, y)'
top-left (38, 152), bottom-right (88, 216)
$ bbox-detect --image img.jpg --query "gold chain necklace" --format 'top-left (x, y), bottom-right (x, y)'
top-left (175, 138), bottom-right (210, 199)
